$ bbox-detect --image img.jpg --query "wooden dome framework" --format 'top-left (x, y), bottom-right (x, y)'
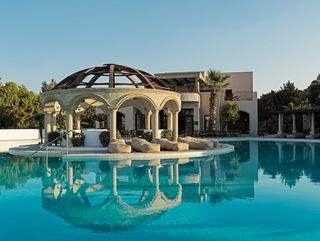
top-left (54, 63), bottom-right (170, 90)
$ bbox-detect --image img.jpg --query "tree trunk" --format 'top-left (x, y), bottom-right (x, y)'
top-left (209, 90), bottom-right (218, 131)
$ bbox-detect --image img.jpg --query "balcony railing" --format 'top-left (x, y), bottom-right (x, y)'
top-left (225, 91), bottom-right (253, 101)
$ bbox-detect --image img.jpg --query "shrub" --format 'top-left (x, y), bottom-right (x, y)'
top-left (142, 131), bottom-right (152, 142)
top-left (161, 130), bottom-right (173, 140)
top-left (71, 132), bottom-right (85, 147)
top-left (136, 129), bottom-right (145, 137)
top-left (99, 131), bottom-right (110, 147)
top-left (48, 131), bottom-right (61, 146)
top-left (99, 130), bottom-right (122, 147)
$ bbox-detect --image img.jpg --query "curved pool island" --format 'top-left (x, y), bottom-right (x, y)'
top-left (9, 142), bottom-right (234, 161)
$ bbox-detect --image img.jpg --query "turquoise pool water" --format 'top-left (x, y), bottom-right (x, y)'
top-left (1, 140), bottom-right (320, 241)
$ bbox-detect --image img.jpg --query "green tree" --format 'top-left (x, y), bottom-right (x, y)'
top-left (205, 69), bottom-right (230, 130)
top-left (306, 80), bottom-right (320, 107)
top-left (81, 107), bottom-right (97, 128)
top-left (258, 81), bottom-right (307, 132)
top-left (0, 81), bottom-right (42, 128)
top-left (221, 101), bottom-right (240, 132)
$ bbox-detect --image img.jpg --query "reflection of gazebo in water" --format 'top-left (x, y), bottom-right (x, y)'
top-left (42, 64), bottom-right (181, 145)
top-left (41, 160), bottom-right (181, 232)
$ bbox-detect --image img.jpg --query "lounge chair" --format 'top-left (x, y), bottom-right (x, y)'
top-left (131, 138), bottom-right (160, 153)
top-left (178, 136), bottom-right (218, 149)
top-left (108, 139), bottom-right (132, 153)
top-left (185, 136), bottom-right (219, 147)
top-left (153, 138), bottom-right (189, 151)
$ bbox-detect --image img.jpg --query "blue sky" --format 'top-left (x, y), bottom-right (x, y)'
top-left (0, 0), bottom-right (319, 95)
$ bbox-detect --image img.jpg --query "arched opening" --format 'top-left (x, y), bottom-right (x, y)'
top-left (116, 95), bottom-right (157, 136)
top-left (42, 100), bottom-right (65, 144)
top-left (160, 98), bottom-right (181, 140)
top-left (178, 109), bottom-right (194, 135)
top-left (117, 112), bottom-right (125, 130)
top-left (229, 111), bottom-right (250, 134)
top-left (135, 109), bottom-right (145, 130)
top-left (159, 109), bottom-right (167, 129)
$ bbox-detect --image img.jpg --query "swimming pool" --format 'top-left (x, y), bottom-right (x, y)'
top-left (1, 140), bottom-right (320, 241)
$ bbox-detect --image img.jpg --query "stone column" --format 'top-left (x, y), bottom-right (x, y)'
top-left (66, 110), bottom-right (74, 147)
top-left (277, 113), bottom-right (283, 135)
top-left (110, 166), bottom-right (118, 196)
top-left (68, 164), bottom-right (74, 188)
top-left (293, 144), bottom-right (297, 161)
top-left (276, 143), bottom-right (283, 164)
top-left (151, 108), bottom-right (159, 140)
top-left (310, 112), bottom-right (315, 135)
top-left (152, 166), bottom-right (160, 192)
top-left (173, 164), bottom-right (179, 184)
top-left (145, 111), bottom-right (151, 130)
top-left (173, 111), bottom-right (179, 141)
top-left (109, 109), bottom-right (117, 140)
top-left (292, 114), bottom-right (296, 134)
top-left (44, 112), bottom-right (52, 144)
top-left (51, 112), bottom-right (57, 132)
top-left (168, 164), bottom-right (173, 185)
top-left (167, 111), bottom-right (173, 131)
top-left (308, 144), bottom-right (316, 166)
top-left (75, 113), bottom-right (81, 130)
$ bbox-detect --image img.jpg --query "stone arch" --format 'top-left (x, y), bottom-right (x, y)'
top-left (160, 97), bottom-right (181, 113)
top-left (69, 93), bottom-right (111, 111)
top-left (116, 94), bottom-right (157, 112)
top-left (42, 95), bottom-right (66, 111)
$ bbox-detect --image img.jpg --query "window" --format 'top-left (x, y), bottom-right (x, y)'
top-left (225, 89), bottom-right (233, 101)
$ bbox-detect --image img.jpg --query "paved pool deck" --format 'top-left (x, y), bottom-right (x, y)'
top-left (216, 136), bottom-right (320, 143)
top-left (8, 143), bottom-right (235, 161)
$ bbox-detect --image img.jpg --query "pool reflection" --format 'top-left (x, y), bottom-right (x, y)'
top-left (1, 140), bottom-right (320, 232)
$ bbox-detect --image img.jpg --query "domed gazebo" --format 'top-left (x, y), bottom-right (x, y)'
top-left (42, 64), bottom-right (181, 146)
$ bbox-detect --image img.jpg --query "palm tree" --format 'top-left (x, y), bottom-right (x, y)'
top-left (206, 69), bottom-right (230, 131)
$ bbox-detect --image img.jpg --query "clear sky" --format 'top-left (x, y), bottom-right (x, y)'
top-left (0, 0), bottom-right (319, 95)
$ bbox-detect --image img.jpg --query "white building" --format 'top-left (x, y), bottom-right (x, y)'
top-left (155, 71), bottom-right (258, 136)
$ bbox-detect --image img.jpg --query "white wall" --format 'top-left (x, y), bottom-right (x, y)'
top-left (0, 129), bottom-right (41, 152)
top-left (235, 92), bottom-right (258, 136)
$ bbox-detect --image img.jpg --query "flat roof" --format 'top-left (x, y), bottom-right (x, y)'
top-left (275, 108), bottom-right (320, 114)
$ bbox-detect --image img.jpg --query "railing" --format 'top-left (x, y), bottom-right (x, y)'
top-left (30, 129), bottom-right (74, 157)
top-left (225, 91), bottom-right (253, 101)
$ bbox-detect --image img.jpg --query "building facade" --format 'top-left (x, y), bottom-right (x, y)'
top-left (155, 71), bottom-right (258, 136)
top-left (114, 70), bottom-right (258, 136)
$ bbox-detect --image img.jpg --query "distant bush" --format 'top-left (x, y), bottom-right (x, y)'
top-left (136, 129), bottom-right (145, 137)
top-left (48, 131), bottom-right (61, 145)
top-left (99, 131), bottom-right (109, 147)
top-left (142, 131), bottom-right (152, 142)
top-left (71, 132), bottom-right (85, 147)
top-left (99, 130), bottom-right (122, 147)
top-left (161, 130), bottom-right (173, 140)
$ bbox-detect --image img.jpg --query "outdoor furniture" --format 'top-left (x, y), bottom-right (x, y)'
top-left (108, 139), bottom-right (132, 153)
top-left (153, 138), bottom-right (189, 151)
top-left (131, 138), bottom-right (160, 153)
top-left (178, 136), bottom-right (217, 149)
top-left (185, 136), bottom-right (219, 147)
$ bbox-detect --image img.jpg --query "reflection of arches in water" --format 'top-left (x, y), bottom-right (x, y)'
top-left (41, 162), bottom-right (181, 232)
top-left (229, 110), bottom-right (249, 134)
